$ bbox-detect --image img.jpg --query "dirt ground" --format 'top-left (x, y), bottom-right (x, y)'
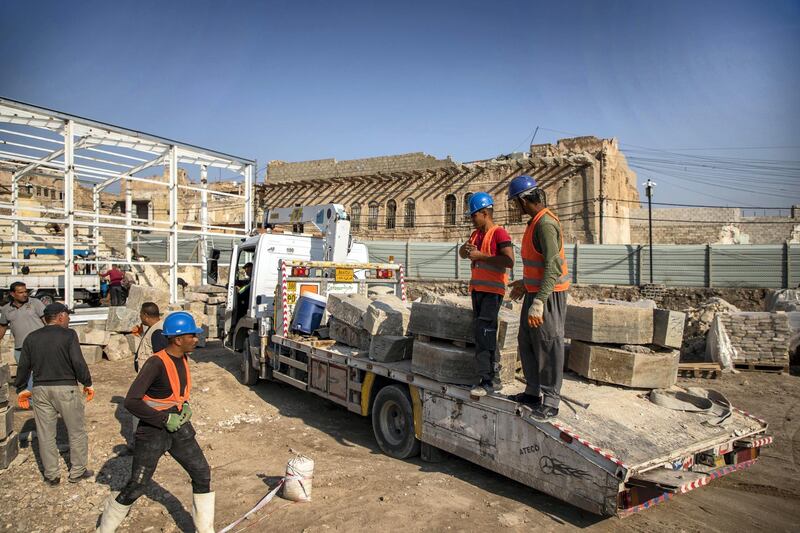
top-left (1, 344), bottom-right (798, 532)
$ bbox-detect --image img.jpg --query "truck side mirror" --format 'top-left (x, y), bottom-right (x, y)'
top-left (207, 248), bottom-right (220, 284)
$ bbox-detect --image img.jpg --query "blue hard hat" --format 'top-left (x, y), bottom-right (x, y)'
top-left (162, 311), bottom-right (203, 337)
top-left (468, 192), bottom-right (493, 215)
top-left (507, 175), bottom-right (538, 200)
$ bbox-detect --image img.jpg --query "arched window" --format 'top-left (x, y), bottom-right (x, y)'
top-left (386, 200), bottom-right (397, 229)
top-left (508, 199), bottom-right (523, 224)
top-left (444, 194), bottom-right (457, 226)
top-left (404, 198), bottom-right (415, 228)
top-left (463, 192), bottom-right (473, 222)
top-left (368, 202), bottom-right (379, 230)
top-left (351, 203), bottom-right (361, 229)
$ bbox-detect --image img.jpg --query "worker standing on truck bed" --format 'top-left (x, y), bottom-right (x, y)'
top-left (96, 312), bottom-right (214, 533)
top-left (459, 192), bottom-right (514, 397)
top-left (507, 176), bottom-right (570, 420)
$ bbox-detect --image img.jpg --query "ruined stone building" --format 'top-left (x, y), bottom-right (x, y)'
top-left (259, 137), bottom-right (641, 244)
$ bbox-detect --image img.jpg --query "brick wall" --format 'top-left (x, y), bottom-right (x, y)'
top-left (267, 153), bottom-right (457, 183)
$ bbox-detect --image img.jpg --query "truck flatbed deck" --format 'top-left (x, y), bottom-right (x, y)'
top-left (270, 334), bottom-right (771, 516)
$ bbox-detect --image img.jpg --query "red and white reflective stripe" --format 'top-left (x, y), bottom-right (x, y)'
top-left (619, 459), bottom-right (759, 516)
top-left (733, 406), bottom-right (768, 425)
top-left (281, 262), bottom-right (289, 336)
top-left (399, 265), bottom-right (407, 302)
top-left (551, 422), bottom-right (630, 470)
top-left (740, 436), bottom-right (773, 448)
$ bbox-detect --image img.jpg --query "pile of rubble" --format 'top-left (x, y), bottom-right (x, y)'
top-left (714, 312), bottom-right (792, 368)
top-left (680, 297), bottom-right (740, 359)
top-left (565, 300), bottom-right (685, 389)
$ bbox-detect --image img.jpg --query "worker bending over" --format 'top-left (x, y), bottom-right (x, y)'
top-left (507, 176), bottom-right (570, 420)
top-left (97, 312), bottom-right (214, 533)
top-left (459, 192), bottom-right (514, 396)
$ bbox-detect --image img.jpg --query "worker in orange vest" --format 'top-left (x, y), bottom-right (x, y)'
top-left (507, 176), bottom-right (570, 420)
top-left (96, 312), bottom-right (214, 533)
top-left (459, 192), bottom-right (514, 397)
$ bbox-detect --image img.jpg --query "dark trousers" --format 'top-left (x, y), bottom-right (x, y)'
top-left (518, 291), bottom-right (567, 408)
top-left (110, 285), bottom-right (126, 306)
top-left (117, 423), bottom-right (211, 505)
top-left (472, 291), bottom-right (503, 383)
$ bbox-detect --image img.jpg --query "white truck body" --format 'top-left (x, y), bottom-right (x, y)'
top-left (0, 274), bottom-right (101, 305)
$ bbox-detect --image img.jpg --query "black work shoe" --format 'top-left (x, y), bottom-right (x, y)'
top-left (44, 476), bottom-right (61, 486)
top-left (68, 469), bottom-right (94, 483)
top-left (530, 405), bottom-right (559, 420)
top-left (508, 392), bottom-right (542, 407)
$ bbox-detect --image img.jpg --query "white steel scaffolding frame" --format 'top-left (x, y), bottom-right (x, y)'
top-left (0, 97), bottom-right (256, 306)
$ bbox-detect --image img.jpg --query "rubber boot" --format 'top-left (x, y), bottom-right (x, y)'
top-left (96, 495), bottom-right (131, 533)
top-left (192, 492), bottom-right (216, 533)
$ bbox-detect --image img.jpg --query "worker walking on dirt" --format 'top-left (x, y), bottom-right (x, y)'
top-left (459, 192), bottom-right (514, 396)
top-left (15, 303), bottom-right (94, 485)
top-left (96, 311), bottom-right (214, 533)
top-left (507, 176), bottom-right (570, 420)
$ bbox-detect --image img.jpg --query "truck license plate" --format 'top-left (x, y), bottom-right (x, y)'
top-left (335, 268), bottom-right (354, 282)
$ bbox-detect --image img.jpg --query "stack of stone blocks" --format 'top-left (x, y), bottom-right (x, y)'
top-left (0, 363), bottom-right (18, 469)
top-left (565, 302), bottom-right (686, 389)
top-left (718, 312), bottom-right (791, 367)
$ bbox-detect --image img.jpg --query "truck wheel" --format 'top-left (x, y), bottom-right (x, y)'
top-left (239, 342), bottom-right (258, 386)
top-left (372, 384), bottom-right (420, 459)
top-left (35, 293), bottom-right (55, 306)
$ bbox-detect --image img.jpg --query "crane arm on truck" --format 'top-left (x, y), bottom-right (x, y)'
top-left (262, 204), bottom-right (352, 262)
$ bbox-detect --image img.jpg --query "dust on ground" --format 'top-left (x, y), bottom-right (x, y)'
top-left (0, 343), bottom-right (797, 532)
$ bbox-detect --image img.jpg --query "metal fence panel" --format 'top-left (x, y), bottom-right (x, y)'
top-left (711, 245), bottom-right (785, 288)
top-left (791, 245), bottom-right (800, 289)
top-left (640, 245), bottom-right (707, 287)
top-left (575, 244), bottom-right (638, 285)
top-left (409, 242), bottom-right (459, 279)
top-left (366, 240), bottom-right (407, 266)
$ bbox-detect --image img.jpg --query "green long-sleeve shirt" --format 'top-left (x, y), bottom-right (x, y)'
top-left (530, 212), bottom-right (564, 304)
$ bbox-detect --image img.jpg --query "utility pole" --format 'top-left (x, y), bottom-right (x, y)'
top-left (645, 179), bottom-right (656, 284)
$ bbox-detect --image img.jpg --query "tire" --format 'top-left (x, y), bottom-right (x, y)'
top-left (35, 293), bottom-right (55, 306)
top-left (239, 341), bottom-right (258, 386)
top-left (372, 384), bottom-right (420, 459)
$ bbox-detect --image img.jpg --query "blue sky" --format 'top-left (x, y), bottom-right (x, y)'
top-left (1, 0), bottom-right (798, 208)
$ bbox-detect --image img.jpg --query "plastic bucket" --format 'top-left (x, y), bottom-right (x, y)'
top-left (282, 455), bottom-right (314, 502)
top-left (290, 293), bottom-right (327, 334)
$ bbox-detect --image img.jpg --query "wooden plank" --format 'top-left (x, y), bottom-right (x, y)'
top-left (733, 362), bottom-right (789, 374)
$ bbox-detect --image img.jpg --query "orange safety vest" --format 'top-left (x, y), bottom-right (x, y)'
top-left (521, 208), bottom-right (570, 293)
top-left (142, 350), bottom-right (191, 412)
top-left (468, 225), bottom-right (509, 295)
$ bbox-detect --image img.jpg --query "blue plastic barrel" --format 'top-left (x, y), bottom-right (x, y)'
top-left (290, 293), bottom-right (327, 335)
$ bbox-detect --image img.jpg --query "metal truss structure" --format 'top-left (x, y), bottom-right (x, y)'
top-left (0, 97), bottom-right (255, 305)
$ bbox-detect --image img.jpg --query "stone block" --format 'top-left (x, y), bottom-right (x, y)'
top-left (369, 335), bottom-right (412, 363)
top-left (105, 307), bottom-right (140, 333)
top-left (76, 328), bottom-right (110, 346)
top-left (0, 432), bottom-right (19, 470)
top-left (125, 285), bottom-right (170, 313)
top-left (565, 304), bottom-right (653, 345)
top-left (0, 383), bottom-right (9, 405)
top-left (652, 309), bottom-right (686, 349)
top-left (329, 318), bottom-right (370, 350)
top-left (363, 296), bottom-right (411, 336)
top-left (194, 284), bottom-right (227, 295)
top-left (568, 341), bottom-right (679, 389)
top-left (497, 307), bottom-right (519, 352)
top-left (411, 339), bottom-right (477, 385)
top-left (80, 345), bottom-right (104, 365)
top-left (206, 296), bottom-right (227, 305)
top-left (185, 301), bottom-right (207, 316)
top-left (496, 348), bottom-right (518, 385)
top-left (186, 292), bottom-right (209, 303)
top-left (0, 406), bottom-right (12, 438)
top-left (104, 333), bottom-right (132, 362)
top-left (327, 293), bottom-right (372, 328)
top-left (409, 302), bottom-right (473, 342)
top-left (124, 334), bottom-right (138, 353)
top-left (0, 364), bottom-right (8, 387)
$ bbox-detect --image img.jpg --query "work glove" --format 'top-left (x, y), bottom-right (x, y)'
top-left (83, 386), bottom-right (95, 402)
top-left (165, 413), bottom-right (183, 432)
top-left (179, 403), bottom-right (193, 425)
top-left (17, 390), bottom-right (32, 410)
top-left (527, 299), bottom-right (545, 328)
